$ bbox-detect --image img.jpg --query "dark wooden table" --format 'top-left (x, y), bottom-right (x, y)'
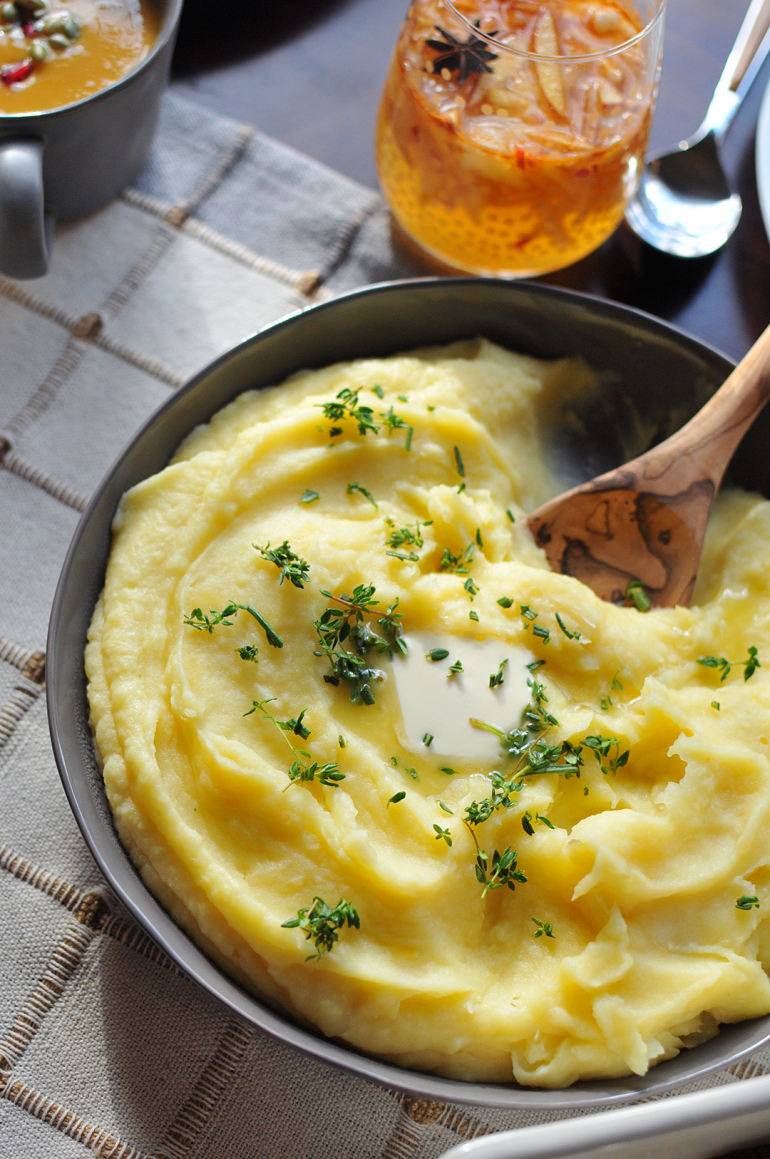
top-left (170, 6), bottom-right (770, 1158)
top-left (171, 0), bottom-right (770, 366)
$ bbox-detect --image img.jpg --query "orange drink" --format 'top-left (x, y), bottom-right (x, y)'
top-left (376, 0), bottom-right (666, 276)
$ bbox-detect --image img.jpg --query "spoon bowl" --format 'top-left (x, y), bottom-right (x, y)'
top-left (625, 0), bottom-right (770, 256)
top-left (625, 131), bottom-right (742, 258)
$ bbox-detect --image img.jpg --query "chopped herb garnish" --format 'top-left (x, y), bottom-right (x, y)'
top-left (237, 644), bottom-right (259, 663)
top-left (433, 824), bottom-right (453, 846)
top-left (439, 801), bottom-right (454, 815)
top-left (254, 541), bottom-right (310, 589)
top-left (506, 509), bottom-right (516, 524)
top-left (387, 522), bottom-right (428, 559)
top-left (626, 579), bottom-right (651, 612)
top-left (611, 673), bottom-right (624, 691)
top-left (185, 602), bottom-right (283, 648)
top-left (698, 646), bottom-right (761, 682)
top-left (372, 384), bottom-right (385, 399)
top-left (405, 427), bottom-right (414, 451)
top-left (520, 605), bottom-right (538, 624)
top-left (339, 734), bottom-right (347, 748)
top-left (423, 732), bottom-right (434, 746)
top-left (347, 481), bottom-right (378, 510)
top-left (489, 659), bottom-right (508, 689)
top-left (448, 659), bottom-right (464, 677)
top-left (454, 446), bottom-right (465, 477)
top-left (282, 896), bottom-right (359, 960)
top-left (427, 404), bottom-right (436, 411)
top-left (427, 648), bottom-right (450, 662)
top-left (555, 612), bottom-right (581, 640)
top-left (532, 918), bottom-right (555, 939)
top-left (737, 895), bottom-right (760, 910)
top-left (475, 528), bottom-right (483, 548)
top-left (457, 482), bottom-right (466, 495)
top-left (398, 394), bottom-right (408, 403)
top-left (497, 596), bottom-right (514, 609)
top-left (438, 544), bottom-right (474, 574)
top-left (584, 734), bottom-right (629, 776)
top-left (712, 701), bottom-right (720, 711)
top-left (440, 766), bottom-right (459, 775)
top-left (317, 386), bottom-right (379, 437)
top-left (388, 791), bottom-right (406, 806)
top-left (313, 585), bottom-right (404, 705)
top-left (522, 811), bottom-right (555, 834)
top-left (381, 406), bottom-right (409, 436)
top-left (300, 489), bottom-right (320, 504)
top-left (533, 624), bottom-right (550, 643)
top-left (475, 847), bottom-right (526, 898)
top-left (464, 577), bottom-right (479, 600)
top-left (469, 610), bottom-right (479, 622)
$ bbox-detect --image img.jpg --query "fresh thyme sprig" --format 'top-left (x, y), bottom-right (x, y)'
top-left (244, 698), bottom-right (345, 788)
top-left (313, 585), bottom-right (405, 705)
top-left (282, 896), bottom-right (360, 960)
top-left (464, 577), bottom-right (479, 601)
top-left (381, 406), bottom-right (409, 436)
top-left (489, 659), bottom-right (508, 689)
top-left (184, 602), bottom-right (283, 648)
top-left (253, 541), bottom-right (310, 589)
top-left (475, 848), bottom-right (527, 898)
top-left (698, 646), bottom-right (761, 683)
top-left (584, 734), bottom-right (630, 776)
top-left (532, 918), bottom-right (555, 939)
top-left (237, 644), bottom-right (259, 663)
top-left (317, 386), bottom-right (379, 437)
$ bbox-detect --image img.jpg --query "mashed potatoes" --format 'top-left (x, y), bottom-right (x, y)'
top-left (86, 339), bottom-right (770, 1088)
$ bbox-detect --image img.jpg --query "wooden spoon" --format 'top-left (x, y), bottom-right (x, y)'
top-left (527, 323), bottom-right (770, 608)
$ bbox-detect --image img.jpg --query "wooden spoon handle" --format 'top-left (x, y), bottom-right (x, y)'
top-left (728, 0), bottom-right (770, 92)
top-left (632, 320), bottom-right (770, 495)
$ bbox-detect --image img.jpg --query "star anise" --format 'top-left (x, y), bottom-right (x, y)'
top-left (426, 22), bottom-right (499, 84)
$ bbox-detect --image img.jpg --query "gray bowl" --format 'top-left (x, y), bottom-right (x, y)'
top-left (47, 277), bottom-right (769, 1111)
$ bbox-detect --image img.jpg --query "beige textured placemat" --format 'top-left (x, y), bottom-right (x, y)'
top-left (0, 91), bottom-right (768, 1159)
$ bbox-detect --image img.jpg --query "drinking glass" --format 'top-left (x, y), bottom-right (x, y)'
top-left (376, 0), bottom-right (666, 277)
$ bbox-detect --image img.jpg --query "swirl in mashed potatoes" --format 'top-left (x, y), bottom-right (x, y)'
top-left (86, 339), bottom-right (770, 1088)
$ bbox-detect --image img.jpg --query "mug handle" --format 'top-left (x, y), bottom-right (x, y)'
top-left (0, 139), bottom-right (53, 279)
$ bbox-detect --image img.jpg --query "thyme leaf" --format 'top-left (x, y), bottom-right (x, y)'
top-left (433, 824), bottom-right (453, 846)
top-left (347, 481), bottom-right (378, 510)
top-left (532, 917), bottom-right (555, 939)
top-left (454, 446), bottom-right (465, 477)
top-left (426, 648), bottom-right (450, 661)
top-left (489, 659), bottom-right (508, 689)
top-left (300, 489), bottom-right (320, 504)
top-left (737, 895), bottom-right (760, 910)
top-left (388, 791), bottom-right (406, 806)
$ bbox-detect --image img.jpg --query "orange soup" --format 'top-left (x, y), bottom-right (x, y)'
top-left (0, 0), bottom-right (158, 113)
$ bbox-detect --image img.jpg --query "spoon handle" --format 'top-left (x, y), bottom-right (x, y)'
top-left (630, 321), bottom-right (770, 497)
top-left (729, 0), bottom-right (770, 92)
top-left (704, 0), bottom-right (770, 139)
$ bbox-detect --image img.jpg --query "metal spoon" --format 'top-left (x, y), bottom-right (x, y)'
top-left (526, 321), bottom-right (770, 609)
top-left (625, 0), bottom-right (770, 257)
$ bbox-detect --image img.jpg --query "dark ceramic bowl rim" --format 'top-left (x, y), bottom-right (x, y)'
top-left (0, 0), bottom-right (183, 122)
top-left (48, 276), bottom-right (766, 1112)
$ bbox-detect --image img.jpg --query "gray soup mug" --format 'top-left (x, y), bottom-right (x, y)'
top-left (0, 0), bottom-right (182, 280)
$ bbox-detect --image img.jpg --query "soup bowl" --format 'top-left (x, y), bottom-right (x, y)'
top-left (0, 0), bottom-right (183, 280)
top-left (47, 277), bottom-right (770, 1111)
